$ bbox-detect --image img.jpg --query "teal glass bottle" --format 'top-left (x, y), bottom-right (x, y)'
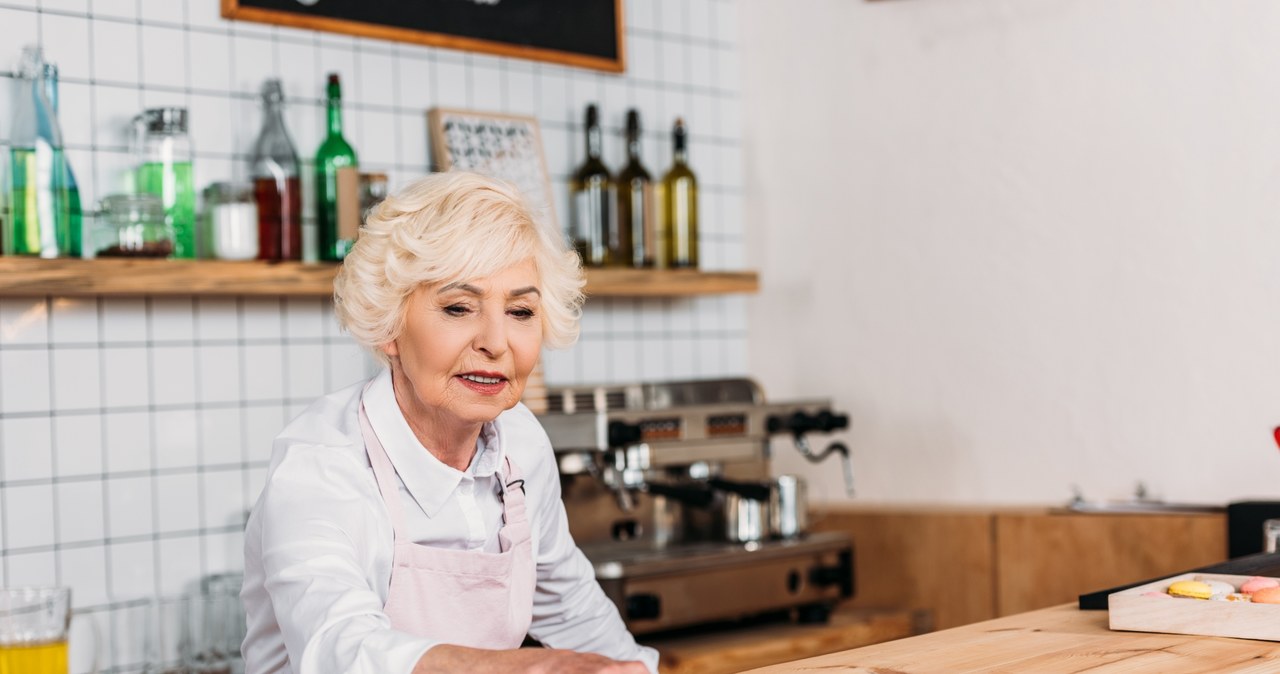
top-left (6, 46), bottom-right (76, 258)
top-left (43, 62), bottom-right (82, 258)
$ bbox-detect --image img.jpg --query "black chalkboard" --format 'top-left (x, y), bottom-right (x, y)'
top-left (222, 0), bottom-right (624, 72)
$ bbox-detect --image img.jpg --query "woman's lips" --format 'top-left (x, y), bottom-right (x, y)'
top-left (456, 373), bottom-right (508, 396)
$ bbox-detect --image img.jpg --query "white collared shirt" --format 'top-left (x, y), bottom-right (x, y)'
top-left (241, 369), bottom-right (659, 674)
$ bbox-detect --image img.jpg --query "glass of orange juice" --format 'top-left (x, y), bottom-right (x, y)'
top-left (0, 587), bottom-right (71, 674)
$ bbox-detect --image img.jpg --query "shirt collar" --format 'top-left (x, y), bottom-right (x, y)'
top-left (362, 368), bottom-right (505, 518)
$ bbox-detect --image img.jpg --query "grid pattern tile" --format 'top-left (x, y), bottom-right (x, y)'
top-left (0, 0), bottom-right (746, 670)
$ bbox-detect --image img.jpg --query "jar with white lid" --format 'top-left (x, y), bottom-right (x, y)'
top-left (203, 182), bottom-right (259, 260)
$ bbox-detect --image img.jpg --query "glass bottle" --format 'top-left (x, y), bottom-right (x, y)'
top-left (6, 46), bottom-right (76, 258)
top-left (134, 107), bottom-right (196, 258)
top-left (616, 109), bottom-right (654, 268)
top-left (570, 104), bottom-right (619, 267)
top-left (251, 79), bottom-right (303, 261)
top-left (661, 118), bottom-right (699, 269)
top-left (315, 73), bottom-right (359, 262)
top-left (43, 62), bottom-right (82, 258)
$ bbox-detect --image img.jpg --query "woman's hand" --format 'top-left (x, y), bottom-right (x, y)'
top-left (417, 644), bottom-right (651, 674)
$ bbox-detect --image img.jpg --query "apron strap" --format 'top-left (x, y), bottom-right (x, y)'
top-left (358, 401), bottom-right (409, 541)
top-left (498, 454), bottom-right (529, 523)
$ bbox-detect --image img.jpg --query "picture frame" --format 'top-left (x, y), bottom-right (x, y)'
top-left (221, 0), bottom-right (625, 73)
top-left (427, 108), bottom-right (558, 228)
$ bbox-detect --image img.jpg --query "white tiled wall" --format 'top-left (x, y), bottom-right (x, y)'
top-left (0, 0), bottom-right (746, 671)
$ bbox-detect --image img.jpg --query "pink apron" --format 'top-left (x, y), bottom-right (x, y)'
top-left (358, 400), bottom-right (535, 649)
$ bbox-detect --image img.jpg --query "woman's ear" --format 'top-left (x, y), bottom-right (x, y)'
top-left (381, 340), bottom-right (399, 358)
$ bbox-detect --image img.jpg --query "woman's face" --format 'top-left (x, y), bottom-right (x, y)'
top-left (383, 259), bottom-right (544, 430)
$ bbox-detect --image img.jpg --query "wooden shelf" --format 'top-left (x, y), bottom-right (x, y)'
top-left (0, 258), bottom-right (759, 298)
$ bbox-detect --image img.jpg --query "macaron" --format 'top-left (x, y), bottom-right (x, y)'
top-left (1201, 580), bottom-right (1236, 598)
top-left (1241, 576), bottom-right (1280, 594)
top-left (1250, 586), bottom-right (1280, 604)
top-left (1167, 580), bottom-right (1214, 599)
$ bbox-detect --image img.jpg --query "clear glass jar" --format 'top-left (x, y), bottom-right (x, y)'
top-left (203, 182), bottom-right (259, 261)
top-left (94, 193), bottom-right (173, 258)
top-left (134, 107), bottom-right (196, 258)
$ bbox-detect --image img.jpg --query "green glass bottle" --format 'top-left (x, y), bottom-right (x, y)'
top-left (617, 109), bottom-right (654, 268)
top-left (316, 73), bottom-right (359, 262)
top-left (570, 104), bottom-right (619, 267)
top-left (661, 118), bottom-right (698, 269)
top-left (6, 46), bottom-right (76, 258)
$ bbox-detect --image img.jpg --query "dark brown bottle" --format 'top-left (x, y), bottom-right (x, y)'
top-left (251, 79), bottom-right (302, 260)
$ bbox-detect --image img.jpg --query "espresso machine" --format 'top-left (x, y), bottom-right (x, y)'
top-left (538, 378), bottom-right (856, 634)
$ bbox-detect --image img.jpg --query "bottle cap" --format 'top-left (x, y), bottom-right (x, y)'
top-left (586, 103), bottom-right (599, 127)
top-left (203, 181), bottom-right (255, 203)
top-left (626, 109), bottom-right (641, 134)
top-left (261, 78), bottom-right (285, 103)
top-left (141, 107), bottom-right (189, 134)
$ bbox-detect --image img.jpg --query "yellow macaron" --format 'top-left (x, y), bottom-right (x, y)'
top-left (1167, 580), bottom-right (1213, 599)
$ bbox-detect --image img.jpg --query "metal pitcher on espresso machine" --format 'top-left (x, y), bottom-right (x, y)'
top-left (538, 378), bottom-right (856, 634)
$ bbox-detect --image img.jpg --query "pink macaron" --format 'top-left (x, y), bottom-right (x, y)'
top-left (1241, 576), bottom-right (1280, 594)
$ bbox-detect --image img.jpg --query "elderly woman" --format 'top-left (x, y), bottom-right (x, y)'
top-left (241, 172), bottom-right (657, 674)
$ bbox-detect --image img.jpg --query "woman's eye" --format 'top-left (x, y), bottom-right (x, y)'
top-left (443, 304), bottom-right (471, 316)
top-left (508, 307), bottom-right (536, 320)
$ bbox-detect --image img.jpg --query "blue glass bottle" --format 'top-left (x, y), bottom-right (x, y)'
top-left (43, 62), bottom-right (82, 258)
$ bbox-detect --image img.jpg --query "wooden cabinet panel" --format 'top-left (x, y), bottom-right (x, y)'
top-left (809, 507), bottom-right (997, 630)
top-left (811, 506), bottom-right (1227, 632)
top-left (993, 511), bottom-right (1226, 616)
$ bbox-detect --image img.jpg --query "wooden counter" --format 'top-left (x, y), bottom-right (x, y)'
top-left (742, 603), bottom-right (1280, 673)
top-left (644, 607), bottom-right (926, 674)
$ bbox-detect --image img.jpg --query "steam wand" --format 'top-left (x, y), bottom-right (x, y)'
top-left (767, 410), bottom-right (855, 497)
top-left (794, 435), bottom-right (855, 497)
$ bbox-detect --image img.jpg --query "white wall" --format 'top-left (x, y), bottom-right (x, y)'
top-left (743, 0), bottom-right (1280, 506)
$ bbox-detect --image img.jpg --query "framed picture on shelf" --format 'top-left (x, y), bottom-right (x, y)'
top-left (427, 108), bottom-right (557, 227)
top-left (221, 0), bottom-right (624, 72)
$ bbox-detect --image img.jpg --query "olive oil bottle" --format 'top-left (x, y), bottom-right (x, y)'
top-left (616, 109), bottom-right (654, 268)
top-left (570, 104), bottom-right (620, 267)
top-left (661, 118), bottom-right (698, 268)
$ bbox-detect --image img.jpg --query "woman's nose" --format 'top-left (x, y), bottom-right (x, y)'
top-left (472, 311), bottom-right (508, 357)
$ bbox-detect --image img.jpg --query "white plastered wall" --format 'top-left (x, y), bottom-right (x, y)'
top-left (742, 0), bottom-right (1280, 505)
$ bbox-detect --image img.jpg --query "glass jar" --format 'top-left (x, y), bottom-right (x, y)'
top-left (134, 107), bottom-right (195, 258)
top-left (94, 193), bottom-right (173, 258)
top-left (203, 182), bottom-right (259, 260)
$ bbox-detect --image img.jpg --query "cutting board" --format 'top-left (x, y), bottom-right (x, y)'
top-left (1109, 573), bottom-right (1280, 641)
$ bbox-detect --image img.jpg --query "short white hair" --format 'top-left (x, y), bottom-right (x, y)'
top-left (334, 171), bottom-right (584, 364)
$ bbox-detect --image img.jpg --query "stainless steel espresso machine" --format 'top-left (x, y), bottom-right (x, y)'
top-left (538, 378), bottom-right (856, 634)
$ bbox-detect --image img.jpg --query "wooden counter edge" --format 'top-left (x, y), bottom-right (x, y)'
top-left (738, 603), bottom-right (1280, 673)
top-left (646, 607), bottom-right (926, 674)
